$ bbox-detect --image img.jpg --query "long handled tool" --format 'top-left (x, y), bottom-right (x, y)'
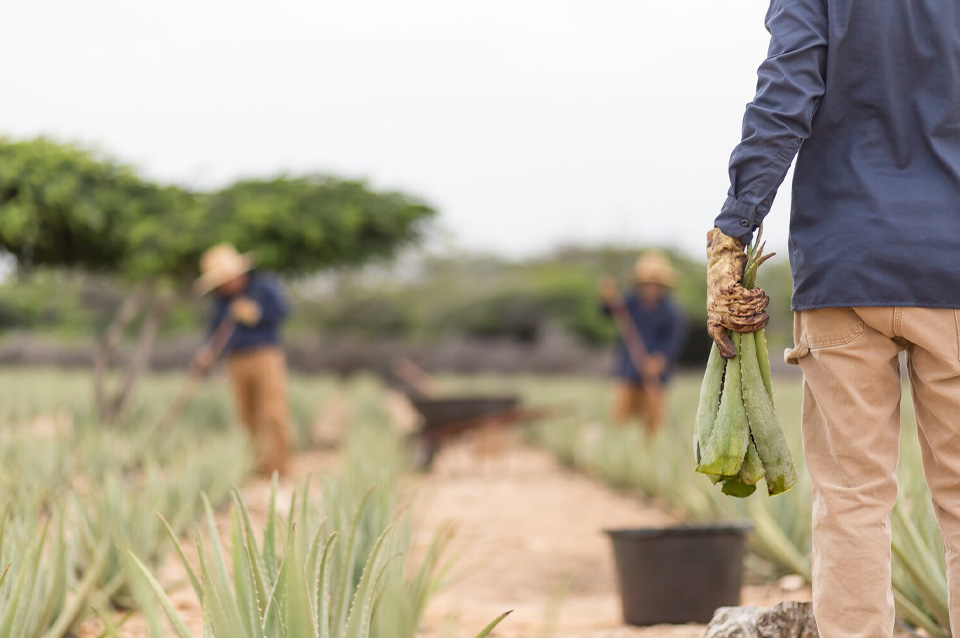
top-left (600, 284), bottom-right (662, 394)
top-left (151, 316), bottom-right (237, 432)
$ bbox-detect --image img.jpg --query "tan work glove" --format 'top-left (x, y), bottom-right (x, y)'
top-left (706, 228), bottom-right (770, 359)
top-left (192, 346), bottom-right (216, 373)
top-left (230, 297), bottom-right (262, 327)
top-left (644, 353), bottom-right (667, 380)
top-left (598, 277), bottom-right (620, 304)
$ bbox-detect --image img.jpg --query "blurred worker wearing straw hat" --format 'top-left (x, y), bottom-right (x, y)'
top-left (599, 252), bottom-right (688, 433)
top-left (195, 243), bottom-right (291, 475)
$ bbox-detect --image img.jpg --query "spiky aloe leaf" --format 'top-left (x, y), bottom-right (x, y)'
top-left (196, 537), bottom-right (245, 638)
top-left (263, 474), bottom-right (279, 584)
top-left (695, 343), bottom-right (726, 464)
top-left (231, 509), bottom-right (260, 638)
top-left (125, 550), bottom-right (193, 638)
top-left (334, 487), bottom-right (375, 631)
top-left (158, 513), bottom-right (202, 601)
top-left (341, 522), bottom-right (396, 638)
top-left (91, 608), bottom-right (134, 638)
top-left (894, 588), bottom-right (950, 638)
top-left (740, 333), bottom-right (797, 495)
top-left (472, 611), bottom-right (512, 638)
top-left (697, 334), bottom-right (749, 478)
top-left (738, 440), bottom-right (765, 486)
top-left (892, 505), bottom-right (950, 625)
top-left (284, 527), bottom-right (318, 638)
top-left (317, 533), bottom-right (339, 638)
top-left (232, 488), bottom-right (270, 594)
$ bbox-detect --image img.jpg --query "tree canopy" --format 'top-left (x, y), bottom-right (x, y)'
top-left (0, 138), bottom-right (437, 284)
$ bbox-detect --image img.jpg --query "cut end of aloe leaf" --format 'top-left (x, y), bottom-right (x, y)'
top-left (765, 470), bottom-right (798, 497)
top-left (721, 479), bottom-right (757, 498)
top-left (696, 456), bottom-right (745, 478)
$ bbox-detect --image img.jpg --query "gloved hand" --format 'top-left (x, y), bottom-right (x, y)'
top-left (706, 228), bottom-right (770, 358)
top-left (597, 277), bottom-right (620, 304)
top-left (192, 346), bottom-right (216, 373)
top-left (644, 353), bottom-right (667, 380)
top-left (230, 297), bottom-right (262, 327)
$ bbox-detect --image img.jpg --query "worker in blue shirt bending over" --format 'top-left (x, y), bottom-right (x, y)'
top-left (195, 243), bottom-right (291, 476)
top-left (600, 252), bottom-right (687, 434)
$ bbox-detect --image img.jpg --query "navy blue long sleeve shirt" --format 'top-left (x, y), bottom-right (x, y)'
top-left (603, 293), bottom-right (688, 384)
top-left (717, 0), bottom-right (960, 310)
top-left (209, 272), bottom-right (289, 354)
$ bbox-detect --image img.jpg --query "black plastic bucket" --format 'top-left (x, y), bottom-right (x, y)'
top-left (605, 523), bottom-right (751, 625)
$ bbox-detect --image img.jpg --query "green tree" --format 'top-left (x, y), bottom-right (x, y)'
top-left (0, 138), bottom-right (436, 421)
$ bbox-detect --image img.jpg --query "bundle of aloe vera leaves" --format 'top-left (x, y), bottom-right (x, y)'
top-left (695, 232), bottom-right (798, 498)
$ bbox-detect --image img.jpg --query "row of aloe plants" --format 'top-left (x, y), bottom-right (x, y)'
top-left (0, 370), bottom-right (507, 637)
top-left (517, 374), bottom-right (949, 637)
top-left (0, 370), bottom-right (328, 636)
top-left (125, 375), bottom-right (508, 637)
top-left (0, 378), bottom-right (253, 637)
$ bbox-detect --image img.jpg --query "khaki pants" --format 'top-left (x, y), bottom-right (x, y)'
top-left (612, 382), bottom-right (666, 433)
top-left (227, 346), bottom-right (291, 475)
top-left (788, 307), bottom-right (960, 637)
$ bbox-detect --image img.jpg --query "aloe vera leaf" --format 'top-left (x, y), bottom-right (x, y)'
top-left (892, 505), bottom-right (950, 624)
top-left (263, 474), bottom-right (278, 584)
top-left (740, 332), bottom-right (797, 495)
top-left (754, 330), bottom-right (774, 403)
top-left (124, 550), bottom-right (193, 638)
top-left (721, 478), bottom-right (757, 498)
top-left (318, 533), bottom-right (339, 638)
top-left (746, 501), bottom-right (811, 581)
top-left (335, 487), bottom-right (375, 631)
top-left (739, 439), bottom-right (765, 485)
top-left (472, 611), bottom-right (513, 638)
top-left (697, 334), bottom-right (749, 478)
top-left (158, 513), bottom-right (202, 602)
top-left (341, 523), bottom-right (396, 638)
top-left (893, 588), bottom-right (951, 638)
top-left (695, 343), bottom-right (726, 464)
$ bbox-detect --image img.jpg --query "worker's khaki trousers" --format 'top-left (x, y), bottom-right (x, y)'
top-left (227, 346), bottom-right (291, 475)
top-left (788, 307), bottom-right (960, 637)
top-left (612, 382), bottom-right (666, 433)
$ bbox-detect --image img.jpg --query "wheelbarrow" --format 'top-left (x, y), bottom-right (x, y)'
top-left (407, 395), bottom-right (558, 470)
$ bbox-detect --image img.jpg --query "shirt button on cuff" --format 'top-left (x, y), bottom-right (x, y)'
top-left (740, 219), bottom-right (750, 227)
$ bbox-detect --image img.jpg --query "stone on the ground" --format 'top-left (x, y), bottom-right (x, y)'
top-left (703, 601), bottom-right (818, 638)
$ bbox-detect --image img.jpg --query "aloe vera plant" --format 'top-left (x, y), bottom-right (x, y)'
top-left (132, 479), bottom-right (503, 638)
top-left (695, 227), bottom-right (797, 497)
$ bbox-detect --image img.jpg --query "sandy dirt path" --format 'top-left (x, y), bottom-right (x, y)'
top-left (410, 434), bottom-right (809, 638)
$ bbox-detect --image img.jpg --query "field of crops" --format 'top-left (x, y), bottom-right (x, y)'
top-left (0, 370), bottom-right (508, 638)
top-left (0, 368), bottom-right (950, 637)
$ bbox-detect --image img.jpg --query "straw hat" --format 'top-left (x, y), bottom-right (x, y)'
top-left (194, 243), bottom-right (255, 295)
top-left (633, 252), bottom-right (677, 287)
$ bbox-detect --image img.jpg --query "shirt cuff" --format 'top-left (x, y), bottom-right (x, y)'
top-left (715, 196), bottom-right (757, 243)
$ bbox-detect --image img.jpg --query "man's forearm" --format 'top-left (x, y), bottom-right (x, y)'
top-left (716, 0), bottom-right (828, 238)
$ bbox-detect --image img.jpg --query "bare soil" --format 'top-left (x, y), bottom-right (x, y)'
top-left (409, 433), bottom-right (810, 638)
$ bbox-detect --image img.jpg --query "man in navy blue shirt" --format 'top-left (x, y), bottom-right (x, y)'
top-left (710, 1), bottom-right (960, 634)
top-left (196, 243), bottom-right (291, 475)
top-left (601, 253), bottom-right (687, 433)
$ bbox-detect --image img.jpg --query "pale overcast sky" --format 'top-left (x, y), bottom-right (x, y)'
top-left (0, 0), bottom-right (791, 259)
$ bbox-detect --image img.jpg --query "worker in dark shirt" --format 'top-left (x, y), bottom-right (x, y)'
top-left (709, 1), bottom-right (960, 634)
top-left (195, 243), bottom-right (291, 475)
top-left (600, 252), bottom-right (687, 433)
